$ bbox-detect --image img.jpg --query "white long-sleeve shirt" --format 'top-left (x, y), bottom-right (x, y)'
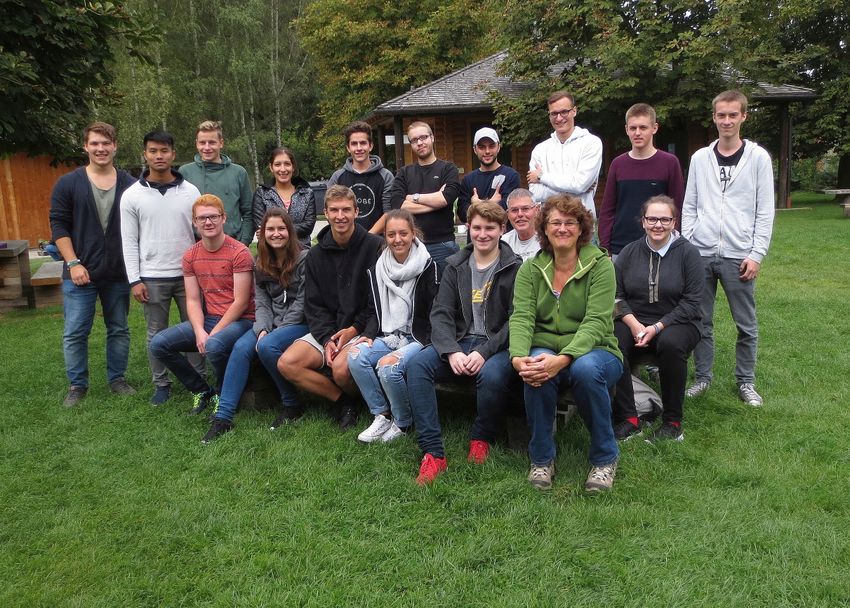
top-left (529, 126), bottom-right (603, 217)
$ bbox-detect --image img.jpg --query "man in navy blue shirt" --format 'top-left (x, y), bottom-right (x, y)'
top-left (458, 127), bottom-right (520, 222)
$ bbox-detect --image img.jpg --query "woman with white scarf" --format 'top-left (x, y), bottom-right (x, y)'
top-left (348, 210), bottom-right (439, 443)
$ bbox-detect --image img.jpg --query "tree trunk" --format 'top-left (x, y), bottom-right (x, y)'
top-left (270, 0), bottom-right (282, 146)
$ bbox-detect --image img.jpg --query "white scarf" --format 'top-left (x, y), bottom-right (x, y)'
top-left (376, 239), bottom-right (431, 336)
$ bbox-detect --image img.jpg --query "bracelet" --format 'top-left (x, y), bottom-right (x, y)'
top-left (67, 259), bottom-right (81, 268)
top-left (652, 323), bottom-right (661, 334)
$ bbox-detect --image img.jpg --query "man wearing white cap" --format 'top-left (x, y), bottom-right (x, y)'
top-left (458, 127), bottom-right (520, 223)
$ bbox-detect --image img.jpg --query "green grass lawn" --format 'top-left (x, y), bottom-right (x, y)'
top-left (2, 194), bottom-right (849, 607)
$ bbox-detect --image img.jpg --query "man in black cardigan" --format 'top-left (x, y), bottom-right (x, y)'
top-left (48, 122), bottom-right (137, 406)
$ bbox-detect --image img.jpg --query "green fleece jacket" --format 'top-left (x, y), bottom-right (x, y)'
top-left (509, 246), bottom-right (621, 362)
top-left (179, 153), bottom-right (253, 245)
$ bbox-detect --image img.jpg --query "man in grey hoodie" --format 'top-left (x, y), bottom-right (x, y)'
top-left (179, 121), bottom-right (253, 245)
top-left (326, 121), bottom-right (394, 234)
top-left (681, 90), bottom-right (774, 407)
top-left (527, 91), bottom-right (603, 218)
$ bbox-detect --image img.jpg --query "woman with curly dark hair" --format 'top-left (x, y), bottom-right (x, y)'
top-left (509, 194), bottom-right (623, 492)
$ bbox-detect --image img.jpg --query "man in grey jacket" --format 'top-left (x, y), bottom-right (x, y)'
top-left (681, 90), bottom-right (774, 406)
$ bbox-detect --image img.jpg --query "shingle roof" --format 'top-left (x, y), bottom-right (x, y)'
top-left (370, 51), bottom-right (816, 117)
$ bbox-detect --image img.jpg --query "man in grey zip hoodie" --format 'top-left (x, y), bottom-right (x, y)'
top-left (681, 90), bottom-right (774, 407)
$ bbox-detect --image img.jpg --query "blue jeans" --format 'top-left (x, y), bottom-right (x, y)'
top-left (348, 336), bottom-right (423, 428)
top-left (407, 338), bottom-right (519, 458)
top-left (62, 279), bottom-right (130, 388)
top-left (425, 240), bottom-right (460, 277)
top-left (694, 255), bottom-right (758, 384)
top-left (524, 348), bottom-right (622, 466)
top-left (149, 317), bottom-right (253, 394)
top-left (213, 324), bottom-right (308, 422)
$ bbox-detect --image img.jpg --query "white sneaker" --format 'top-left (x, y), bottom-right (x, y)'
top-left (357, 414), bottom-right (393, 443)
top-left (380, 421), bottom-right (406, 443)
top-left (738, 383), bottom-right (763, 407)
top-left (685, 380), bottom-right (711, 398)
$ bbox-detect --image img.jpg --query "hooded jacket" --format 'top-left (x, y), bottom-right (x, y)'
top-left (120, 169), bottom-right (200, 285)
top-left (326, 155), bottom-right (394, 232)
top-left (681, 139), bottom-right (774, 263)
top-left (362, 256), bottom-right (439, 345)
top-left (179, 154), bottom-right (253, 245)
top-left (613, 234), bottom-right (703, 332)
top-left (509, 245), bottom-right (621, 362)
top-left (303, 224), bottom-right (383, 346)
top-left (252, 176), bottom-right (316, 249)
top-left (253, 249), bottom-right (309, 335)
top-left (528, 126), bottom-right (603, 217)
top-left (430, 241), bottom-right (521, 361)
top-left (49, 167), bottom-right (136, 283)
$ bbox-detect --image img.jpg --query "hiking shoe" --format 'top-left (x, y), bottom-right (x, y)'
top-left (646, 422), bottom-right (684, 443)
top-left (585, 461), bottom-right (618, 492)
top-left (62, 386), bottom-right (87, 407)
top-left (380, 422), bottom-right (406, 443)
top-left (645, 364), bottom-right (660, 384)
top-left (201, 419), bottom-right (233, 444)
top-left (685, 380), bottom-right (711, 398)
top-left (109, 378), bottom-right (137, 395)
top-left (270, 405), bottom-right (304, 430)
top-left (338, 405), bottom-right (360, 431)
top-left (357, 414), bottom-right (393, 443)
top-left (527, 461), bottom-right (555, 490)
top-left (613, 420), bottom-right (642, 441)
top-left (189, 389), bottom-right (216, 415)
top-left (150, 386), bottom-right (171, 406)
top-left (416, 453), bottom-right (447, 485)
top-left (738, 383), bottom-right (763, 407)
top-left (467, 439), bottom-right (490, 464)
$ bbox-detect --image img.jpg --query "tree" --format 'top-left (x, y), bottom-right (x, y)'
top-left (296, 0), bottom-right (501, 161)
top-left (0, 0), bottom-right (153, 160)
top-left (492, 0), bottom-right (785, 146)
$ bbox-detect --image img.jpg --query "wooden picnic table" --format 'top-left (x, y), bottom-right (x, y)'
top-left (0, 240), bottom-right (33, 309)
top-left (822, 189), bottom-right (850, 217)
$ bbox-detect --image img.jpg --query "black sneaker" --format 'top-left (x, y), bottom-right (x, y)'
top-left (613, 420), bottom-right (642, 441)
top-left (646, 422), bottom-right (684, 443)
top-left (189, 389), bottom-right (217, 415)
top-left (62, 386), bottom-right (87, 407)
top-left (270, 406), bottom-right (303, 430)
top-left (201, 419), bottom-right (233, 444)
top-left (150, 386), bottom-right (171, 406)
top-left (338, 405), bottom-right (359, 431)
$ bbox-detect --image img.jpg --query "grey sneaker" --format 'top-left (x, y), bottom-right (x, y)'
top-left (738, 383), bottom-right (763, 407)
top-left (63, 386), bottom-right (87, 407)
top-left (527, 461), bottom-right (555, 490)
top-left (585, 461), bottom-right (618, 492)
top-left (109, 378), bottom-right (137, 395)
top-left (685, 380), bottom-right (711, 398)
top-left (646, 422), bottom-right (684, 443)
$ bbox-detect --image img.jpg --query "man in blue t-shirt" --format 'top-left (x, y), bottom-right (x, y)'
top-left (457, 127), bottom-right (520, 222)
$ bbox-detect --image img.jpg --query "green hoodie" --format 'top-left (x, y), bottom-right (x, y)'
top-left (509, 245), bottom-right (621, 362)
top-left (179, 153), bottom-right (253, 245)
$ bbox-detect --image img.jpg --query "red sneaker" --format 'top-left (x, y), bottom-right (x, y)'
top-left (467, 439), bottom-right (490, 464)
top-left (416, 453), bottom-right (447, 485)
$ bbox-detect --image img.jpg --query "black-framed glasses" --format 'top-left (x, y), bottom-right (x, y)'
top-left (409, 135), bottom-right (431, 144)
top-left (548, 108), bottom-right (575, 119)
top-left (643, 216), bottom-right (674, 226)
top-left (194, 214), bottom-right (223, 224)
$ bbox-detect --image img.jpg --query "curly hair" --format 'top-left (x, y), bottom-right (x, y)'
top-left (535, 194), bottom-right (594, 253)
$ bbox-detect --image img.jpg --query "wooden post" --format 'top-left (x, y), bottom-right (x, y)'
top-left (778, 103), bottom-right (792, 209)
top-left (393, 115), bottom-right (404, 173)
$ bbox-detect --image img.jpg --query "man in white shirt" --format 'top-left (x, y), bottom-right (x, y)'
top-left (500, 188), bottom-right (540, 261)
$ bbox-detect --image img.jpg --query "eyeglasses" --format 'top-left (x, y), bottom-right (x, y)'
top-left (643, 216), bottom-right (674, 226)
top-left (409, 134), bottom-right (431, 145)
top-left (548, 108), bottom-right (575, 119)
top-left (508, 205), bottom-right (536, 215)
top-left (547, 219), bottom-right (580, 228)
top-left (194, 214), bottom-right (223, 224)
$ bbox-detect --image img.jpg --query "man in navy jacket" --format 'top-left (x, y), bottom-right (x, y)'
top-left (49, 122), bottom-right (137, 406)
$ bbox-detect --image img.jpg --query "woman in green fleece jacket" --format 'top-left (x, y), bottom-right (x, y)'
top-left (509, 194), bottom-right (623, 492)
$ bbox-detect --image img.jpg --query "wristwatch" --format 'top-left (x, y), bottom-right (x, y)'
top-left (413, 193), bottom-right (421, 203)
top-left (67, 259), bottom-right (82, 268)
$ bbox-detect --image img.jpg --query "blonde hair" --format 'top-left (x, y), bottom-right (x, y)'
top-left (196, 120), bottom-right (223, 139)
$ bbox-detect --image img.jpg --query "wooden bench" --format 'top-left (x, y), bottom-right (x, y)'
top-left (822, 189), bottom-right (850, 217)
top-left (31, 261), bottom-right (64, 308)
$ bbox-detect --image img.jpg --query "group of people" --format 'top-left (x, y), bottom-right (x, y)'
top-left (49, 87), bottom-right (774, 492)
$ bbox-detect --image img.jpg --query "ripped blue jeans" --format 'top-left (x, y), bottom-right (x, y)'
top-left (348, 335), bottom-right (423, 428)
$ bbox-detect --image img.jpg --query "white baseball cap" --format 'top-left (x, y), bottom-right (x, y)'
top-left (473, 127), bottom-right (500, 145)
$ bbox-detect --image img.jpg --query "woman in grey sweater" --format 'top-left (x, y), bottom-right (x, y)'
top-left (202, 208), bottom-right (308, 443)
top-left (612, 195), bottom-right (704, 443)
